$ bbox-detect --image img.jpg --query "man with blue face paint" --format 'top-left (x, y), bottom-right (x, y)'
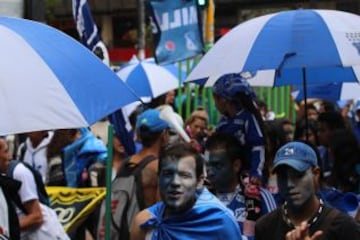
top-left (130, 142), bottom-right (242, 240)
top-left (205, 132), bottom-right (277, 239)
top-left (255, 141), bottom-right (360, 240)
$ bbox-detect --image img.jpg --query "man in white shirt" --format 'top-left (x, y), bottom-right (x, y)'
top-left (16, 131), bottom-right (53, 182)
top-left (0, 137), bottom-right (69, 240)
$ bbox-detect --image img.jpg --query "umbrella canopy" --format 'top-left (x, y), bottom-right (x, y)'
top-left (291, 82), bottom-right (360, 102)
top-left (0, 16), bottom-right (139, 135)
top-left (117, 56), bottom-right (185, 98)
top-left (186, 9), bottom-right (360, 87)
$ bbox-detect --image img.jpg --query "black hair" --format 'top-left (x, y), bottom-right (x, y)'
top-left (147, 94), bottom-right (167, 109)
top-left (136, 125), bottom-right (164, 147)
top-left (264, 120), bottom-right (289, 160)
top-left (294, 119), bottom-right (320, 146)
top-left (233, 92), bottom-right (267, 145)
top-left (321, 100), bottom-right (336, 112)
top-left (159, 142), bottom-right (204, 179)
top-left (317, 111), bottom-right (345, 130)
top-left (328, 129), bottom-right (360, 192)
top-left (205, 132), bottom-right (247, 169)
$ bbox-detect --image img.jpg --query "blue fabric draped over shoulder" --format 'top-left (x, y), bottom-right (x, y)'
top-left (141, 188), bottom-right (242, 240)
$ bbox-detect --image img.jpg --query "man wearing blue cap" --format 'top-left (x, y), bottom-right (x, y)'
top-left (255, 141), bottom-right (360, 240)
top-left (130, 108), bottom-right (171, 208)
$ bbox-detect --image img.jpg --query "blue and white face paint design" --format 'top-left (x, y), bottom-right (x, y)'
top-left (277, 166), bottom-right (315, 209)
top-left (159, 156), bottom-right (199, 215)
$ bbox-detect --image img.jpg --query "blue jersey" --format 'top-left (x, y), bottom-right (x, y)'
top-left (217, 185), bottom-right (278, 240)
top-left (319, 188), bottom-right (359, 217)
top-left (216, 110), bottom-right (265, 177)
top-left (141, 188), bottom-right (242, 240)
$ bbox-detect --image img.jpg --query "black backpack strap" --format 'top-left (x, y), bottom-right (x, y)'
top-left (8, 160), bottom-right (50, 206)
top-left (6, 160), bottom-right (27, 213)
top-left (22, 161), bottom-right (50, 206)
top-left (0, 175), bottom-right (21, 240)
top-left (7, 160), bottom-right (19, 178)
top-left (133, 155), bottom-right (157, 210)
top-left (19, 143), bottom-right (26, 161)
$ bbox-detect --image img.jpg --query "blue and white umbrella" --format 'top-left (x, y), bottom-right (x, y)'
top-left (0, 16), bottom-right (139, 135)
top-left (117, 56), bottom-right (185, 98)
top-left (186, 9), bottom-right (360, 87)
top-left (291, 82), bottom-right (360, 102)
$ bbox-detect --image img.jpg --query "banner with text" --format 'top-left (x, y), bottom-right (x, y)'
top-left (147, 0), bottom-right (204, 65)
top-left (46, 187), bottom-right (106, 233)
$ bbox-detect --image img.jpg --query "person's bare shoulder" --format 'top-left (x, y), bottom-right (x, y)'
top-left (142, 159), bottom-right (159, 183)
top-left (130, 209), bottom-right (153, 240)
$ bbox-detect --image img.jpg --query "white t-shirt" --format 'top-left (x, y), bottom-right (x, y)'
top-left (0, 187), bottom-right (9, 238)
top-left (12, 163), bottom-right (70, 240)
top-left (13, 163), bottom-right (38, 218)
top-left (17, 131), bottom-right (54, 183)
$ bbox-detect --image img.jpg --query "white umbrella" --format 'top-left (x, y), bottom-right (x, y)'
top-left (117, 56), bottom-right (185, 98)
top-left (186, 9), bottom-right (360, 87)
top-left (0, 16), bottom-right (139, 135)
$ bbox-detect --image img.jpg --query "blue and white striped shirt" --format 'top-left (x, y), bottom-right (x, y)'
top-left (216, 110), bottom-right (265, 178)
top-left (217, 185), bottom-right (278, 240)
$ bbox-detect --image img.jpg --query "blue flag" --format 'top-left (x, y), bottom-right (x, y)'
top-left (72, 0), bottom-right (100, 50)
top-left (108, 108), bottom-right (136, 156)
top-left (147, 0), bottom-right (204, 65)
top-left (72, 0), bottom-right (135, 156)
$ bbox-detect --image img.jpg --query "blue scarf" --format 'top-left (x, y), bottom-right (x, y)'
top-left (141, 188), bottom-right (242, 240)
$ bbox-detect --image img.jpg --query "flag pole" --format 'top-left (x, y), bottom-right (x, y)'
top-left (105, 125), bottom-right (114, 240)
top-left (204, 0), bottom-right (216, 124)
top-left (137, 0), bottom-right (146, 60)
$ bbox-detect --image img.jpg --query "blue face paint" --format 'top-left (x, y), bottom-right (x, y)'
top-left (277, 167), bottom-right (315, 209)
top-left (206, 150), bottom-right (235, 193)
top-left (159, 156), bottom-right (198, 216)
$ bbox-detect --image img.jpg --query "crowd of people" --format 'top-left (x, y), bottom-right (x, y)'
top-left (1, 72), bottom-right (360, 239)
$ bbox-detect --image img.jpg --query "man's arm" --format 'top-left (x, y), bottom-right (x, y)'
top-left (130, 209), bottom-right (153, 240)
top-left (19, 199), bottom-right (43, 230)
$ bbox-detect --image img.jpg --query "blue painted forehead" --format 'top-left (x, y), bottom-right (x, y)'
top-left (212, 73), bottom-right (255, 100)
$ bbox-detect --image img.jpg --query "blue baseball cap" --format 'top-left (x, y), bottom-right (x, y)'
top-left (212, 73), bottom-right (256, 100)
top-left (272, 142), bottom-right (318, 172)
top-left (136, 109), bottom-right (170, 133)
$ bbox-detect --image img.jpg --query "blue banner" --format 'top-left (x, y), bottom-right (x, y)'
top-left (72, 0), bottom-right (134, 155)
top-left (72, 0), bottom-right (100, 51)
top-left (147, 0), bottom-right (204, 65)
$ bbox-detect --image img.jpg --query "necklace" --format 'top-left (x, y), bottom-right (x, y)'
top-left (282, 199), bottom-right (324, 228)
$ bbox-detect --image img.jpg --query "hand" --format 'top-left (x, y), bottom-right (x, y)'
top-left (286, 221), bottom-right (323, 240)
top-left (189, 139), bottom-right (202, 153)
top-left (242, 176), bottom-right (262, 221)
top-left (250, 176), bottom-right (262, 186)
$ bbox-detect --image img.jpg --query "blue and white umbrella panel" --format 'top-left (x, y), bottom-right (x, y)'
top-left (117, 57), bottom-right (185, 98)
top-left (187, 9), bottom-right (360, 87)
top-left (0, 17), bottom-right (139, 135)
top-left (291, 82), bottom-right (360, 102)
